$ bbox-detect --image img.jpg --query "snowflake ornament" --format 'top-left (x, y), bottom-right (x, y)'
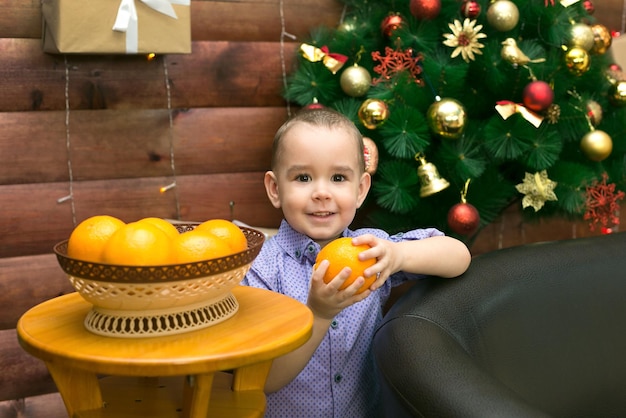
top-left (443, 18), bottom-right (487, 63)
top-left (371, 47), bottom-right (423, 85)
top-left (515, 170), bottom-right (558, 212)
top-left (584, 173), bottom-right (625, 231)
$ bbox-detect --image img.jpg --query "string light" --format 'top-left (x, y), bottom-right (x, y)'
top-left (622, 0), bottom-right (625, 34)
top-left (59, 54), bottom-right (77, 227)
top-left (279, 0), bottom-right (295, 118)
top-left (160, 182), bottom-right (176, 193)
top-left (161, 56), bottom-right (181, 219)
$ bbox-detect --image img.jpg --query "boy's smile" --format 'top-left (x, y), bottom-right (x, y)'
top-left (264, 123), bottom-right (371, 247)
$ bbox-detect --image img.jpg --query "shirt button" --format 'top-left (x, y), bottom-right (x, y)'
top-left (308, 245), bottom-right (315, 252)
top-left (295, 250), bottom-right (301, 257)
top-left (334, 373), bottom-right (342, 383)
top-left (330, 320), bottom-right (338, 329)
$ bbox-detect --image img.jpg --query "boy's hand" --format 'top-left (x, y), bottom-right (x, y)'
top-left (351, 234), bottom-right (398, 291)
top-left (307, 260), bottom-right (371, 320)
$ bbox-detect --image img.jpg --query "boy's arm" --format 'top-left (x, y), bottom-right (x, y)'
top-left (393, 235), bottom-right (471, 278)
top-left (354, 234), bottom-right (471, 283)
top-left (264, 261), bottom-right (370, 393)
top-left (264, 315), bottom-right (332, 393)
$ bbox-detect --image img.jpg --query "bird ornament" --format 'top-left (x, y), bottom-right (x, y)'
top-left (501, 38), bottom-right (546, 66)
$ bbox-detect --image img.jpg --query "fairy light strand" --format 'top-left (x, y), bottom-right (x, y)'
top-left (621, 0), bottom-right (625, 34)
top-left (59, 54), bottom-right (77, 227)
top-left (161, 56), bottom-right (181, 220)
top-left (279, 0), bottom-right (296, 118)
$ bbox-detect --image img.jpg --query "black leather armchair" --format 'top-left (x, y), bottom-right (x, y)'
top-left (373, 232), bottom-right (626, 418)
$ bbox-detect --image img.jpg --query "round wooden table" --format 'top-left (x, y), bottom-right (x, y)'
top-left (17, 286), bottom-right (313, 418)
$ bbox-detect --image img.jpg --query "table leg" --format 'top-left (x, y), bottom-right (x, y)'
top-left (183, 373), bottom-right (214, 418)
top-left (232, 360), bottom-right (272, 391)
top-left (45, 361), bottom-right (103, 417)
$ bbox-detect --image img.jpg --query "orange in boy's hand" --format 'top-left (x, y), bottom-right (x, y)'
top-left (101, 222), bottom-right (175, 266)
top-left (195, 219), bottom-right (248, 253)
top-left (67, 215), bottom-right (126, 263)
top-left (172, 229), bottom-right (233, 263)
top-left (314, 237), bottom-right (376, 294)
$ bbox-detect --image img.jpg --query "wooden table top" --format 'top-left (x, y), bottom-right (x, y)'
top-left (17, 286), bottom-right (313, 377)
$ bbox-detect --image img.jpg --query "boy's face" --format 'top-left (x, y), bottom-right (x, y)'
top-left (265, 123), bottom-right (371, 247)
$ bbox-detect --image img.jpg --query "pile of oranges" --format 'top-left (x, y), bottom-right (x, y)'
top-left (67, 215), bottom-right (248, 266)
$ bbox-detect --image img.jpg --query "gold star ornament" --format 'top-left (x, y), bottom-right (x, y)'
top-left (515, 170), bottom-right (558, 212)
top-left (443, 18), bottom-right (487, 63)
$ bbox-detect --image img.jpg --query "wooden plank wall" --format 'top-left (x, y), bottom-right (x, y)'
top-left (0, 0), bottom-right (624, 287)
top-left (0, 0), bottom-right (345, 287)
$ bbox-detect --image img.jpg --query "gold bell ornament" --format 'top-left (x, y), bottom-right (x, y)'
top-left (415, 153), bottom-right (450, 197)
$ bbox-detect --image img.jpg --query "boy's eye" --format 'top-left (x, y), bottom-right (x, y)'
top-left (296, 174), bottom-right (311, 182)
top-left (332, 174), bottom-right (346, 182)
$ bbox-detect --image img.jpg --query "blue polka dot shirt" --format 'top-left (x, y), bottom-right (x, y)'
top-left (241, 220), bottom-right (444, 417)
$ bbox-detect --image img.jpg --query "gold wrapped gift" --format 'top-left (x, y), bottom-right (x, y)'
top-left (41, 0), bottom-right (191, 54)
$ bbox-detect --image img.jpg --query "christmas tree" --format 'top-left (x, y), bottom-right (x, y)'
top-left (283, 0), bottom-right (626, 242)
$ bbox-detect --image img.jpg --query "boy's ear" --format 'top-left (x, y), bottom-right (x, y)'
top-left (357, 172), bottom-right (371, 208)
top-left (264, 171), bottom-right (282, 209)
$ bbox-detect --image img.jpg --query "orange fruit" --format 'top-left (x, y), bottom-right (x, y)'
top-left (101, 222), bottom-right (174, 266)
top-left (195, 219), bottom-right (248, 253)
top-left (137, 217), bottom-right (180, 240)
top-left (314, 237), bottom-right (376, 294)
top-left (67, 215), bottom-right (126, 262)
top-left (171, 229), bottom-right (233, 263)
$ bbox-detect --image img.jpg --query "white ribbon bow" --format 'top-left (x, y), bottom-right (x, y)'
top-left (112, 0), bottom-right (189, 53)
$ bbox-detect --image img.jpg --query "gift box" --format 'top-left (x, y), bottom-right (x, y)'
top-left (611, 35), bottom-right (626, 70)
top-left (41, 0), bottom-right (191, 54)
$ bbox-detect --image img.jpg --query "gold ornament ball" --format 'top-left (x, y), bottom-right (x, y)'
top-left (608, 80), bottom-right (626, 107)
top-left (340, 65), bottom-right (372, 98)
top-left (580, 130), bottom-right (613, 162)
top-left (337, 17), bottom-right (358, 33)
top-left (568, 23), bottom-right (595, 51)
top-left (427, 98), bottom-right (467, 139)
top-left (486, 0), bottom-right (519, 32)
top-left (358, 99), bottom-right (389, 130)
top-left (590, 24), bottom-right (612, 55)
top-left (564, 47), bottom-right (590, 76)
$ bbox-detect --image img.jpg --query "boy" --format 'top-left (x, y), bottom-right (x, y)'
top-left (242, 108), bottom-right (471, 417)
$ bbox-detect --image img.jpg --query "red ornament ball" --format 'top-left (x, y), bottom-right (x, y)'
top-left (523, 80), bottom-right (554, 112)
top-left (410, 0), bottom-right (441, 20)
top-left (381, 14), bottom-right (404, 38)
top-left (304, 102), bottom-right (325, 110)
top-left (461, 0), bottom-right (481, 19)
top-left (583, 0), bottom-right (594, 14)
top-left (447, 202), bottom-right (480, 236)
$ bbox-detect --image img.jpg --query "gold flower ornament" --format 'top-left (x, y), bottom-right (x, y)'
top-left (515, 170), bottom-right (558, 212)
top-left (443, 18), bottom-right (487, 63)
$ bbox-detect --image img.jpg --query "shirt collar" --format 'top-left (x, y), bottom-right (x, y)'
top-left (274, 220), bottom-right (350, 264)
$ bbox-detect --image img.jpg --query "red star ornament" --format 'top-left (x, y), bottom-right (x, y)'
top-left (584, 173), bottom-right (625, 231)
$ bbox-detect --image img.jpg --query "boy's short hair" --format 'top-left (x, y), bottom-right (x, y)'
top-left (271, 108), bottom-right (366, 172)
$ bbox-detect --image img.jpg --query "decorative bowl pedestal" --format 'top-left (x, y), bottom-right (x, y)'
top-left (53, 225), bottom-right (265, 338)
